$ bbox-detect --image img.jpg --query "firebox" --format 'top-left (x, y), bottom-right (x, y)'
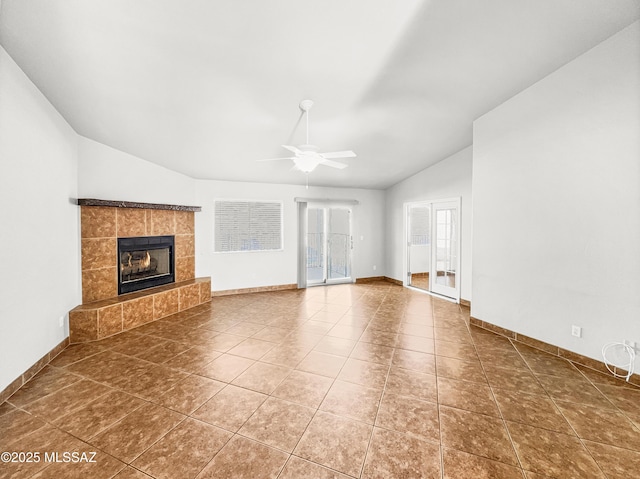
top-left (117, 236), bottom-right (175, 294)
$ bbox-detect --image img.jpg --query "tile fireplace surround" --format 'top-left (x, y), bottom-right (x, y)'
top-left (69, 199), bottom-right (211, 343)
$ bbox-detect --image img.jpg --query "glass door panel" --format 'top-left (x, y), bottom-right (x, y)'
top-left (431, 201), bottom-right (459, 299)
top-left (306, 208), bottom-right (325, 285)
top-left (328, 208), bottom-right (351, 282)
top-left (407, 205), bottom-right (430, 291)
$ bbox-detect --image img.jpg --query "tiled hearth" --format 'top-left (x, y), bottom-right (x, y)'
top-left (70, 199), bottom-right (211, 343)
top-left (69, 278), bottom-right (212, 342)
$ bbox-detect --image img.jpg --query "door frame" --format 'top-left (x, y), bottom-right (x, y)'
top-left (306, 202), bottom-right (354, 287)
top-left (403, 197), bottom-right (461, 302)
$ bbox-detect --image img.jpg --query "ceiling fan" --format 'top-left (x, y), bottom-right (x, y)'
top-left (258, 99), bottom-right (356, 174)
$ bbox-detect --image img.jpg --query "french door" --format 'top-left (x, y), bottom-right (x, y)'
top-left (430, 200), bottom-right (459, 298)
top-left (406, 198), bottom-right (460, 301)
top-left (307, 206), bottom-right (352, 286)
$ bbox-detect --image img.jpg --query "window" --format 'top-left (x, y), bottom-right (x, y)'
top-left (214, 200), bottom-right (283, 252)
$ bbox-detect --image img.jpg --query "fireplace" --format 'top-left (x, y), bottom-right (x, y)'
top-left (118, 236), bottom-right (175, 294)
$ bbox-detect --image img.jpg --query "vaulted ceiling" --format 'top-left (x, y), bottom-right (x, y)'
top-left (1, 0), bottom-right (638, 188)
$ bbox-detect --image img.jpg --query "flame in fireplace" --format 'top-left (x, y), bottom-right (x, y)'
top-left (140, 251), bottom-right (151, 269)
top-left (121, 252), bottom-right (132, 272)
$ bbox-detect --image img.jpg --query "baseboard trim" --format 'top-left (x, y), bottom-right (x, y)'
top-left (214, 278), bottom-right (402, 292)
top-left (355, 276), bottom-right (385, 284)
top-left (0, 337), bottom-right (70, 404)
top-left (470, 316), bottom-right (640, 387)
top-left (211, 283), bottom-right (298, 297)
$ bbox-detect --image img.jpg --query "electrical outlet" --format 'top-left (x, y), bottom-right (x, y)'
top-left (58, 316), bottom-right (64, 328)
top-left (571, 325), bottom-right (582, 338)
top-left (373, 265), bottom-right (377, 271)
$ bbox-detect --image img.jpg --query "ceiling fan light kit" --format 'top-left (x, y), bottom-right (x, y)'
top-left (259, 99), bottom-right (357, 176)
top-left (293, 155), bottom-right (321, 173)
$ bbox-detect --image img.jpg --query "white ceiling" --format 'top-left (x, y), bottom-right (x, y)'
top-left (1, 0), bottom-right (638, 189)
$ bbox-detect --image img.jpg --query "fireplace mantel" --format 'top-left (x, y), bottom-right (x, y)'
top-left (77, 198), bottom-right (201, 212)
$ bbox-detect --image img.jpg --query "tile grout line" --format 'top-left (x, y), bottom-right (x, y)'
top-left (54, 302), bottom-right (260, 477)
top-left (539, 360), bottom-right (626, 477)
top-left (471, 332), bottom-right (528, 476)
top-left (172, 294), bottom-right (297, 479)
top-left (269, 287), bottom-right (381, 478)
top-left (453, 303), bottom-right (529, 476)
top-left (508, 337), bottom-right (609, 477)
top-left (11, 367), bottom-right (172, 477)
top-left (356, 300), bottom-right (397, 479)
top-left (310, 287), bottom-right (387, 476)
top-left (430, 303), bottom-right (505, 474)
top-left (527, 340), bottom-right (638, 443)
top-left (141, 289), bottom-right (393, 477)
top-left (432, 300), bottom-right (446, 479)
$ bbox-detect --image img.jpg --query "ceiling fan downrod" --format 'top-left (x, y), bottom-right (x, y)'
top-left (300, 99), bottom-right (313, 145)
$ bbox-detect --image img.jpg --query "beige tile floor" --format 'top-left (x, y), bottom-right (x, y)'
top-left (1, 281), bottom-right (639, 478)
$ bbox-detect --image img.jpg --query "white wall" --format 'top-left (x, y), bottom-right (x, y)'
top-left (472, 22), bottom-right (640, 366)
top-left (0, 46), bottom-right (80, 391)
top-left (195, 179), bottom-right (386, 291)
top-left (385, 146), bottom-right (473, 301)
top-left (78, 136), bottom-right (196, 206)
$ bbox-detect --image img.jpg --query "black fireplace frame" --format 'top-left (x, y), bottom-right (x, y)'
top-left (117, 235), bottom-right (175, 295)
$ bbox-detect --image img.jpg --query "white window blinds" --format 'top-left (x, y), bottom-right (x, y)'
top-left (214, 200), bottom-right (283, 252)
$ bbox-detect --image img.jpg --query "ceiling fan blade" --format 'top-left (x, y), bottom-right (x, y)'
top-left (257, 157), bottom-right (295, 162)
top-left (320, 159), bottom-right (348, 169)
top-left (319, 150), bottom-right (357, 159)
top-left (281, 145), bottom-right (302, 154)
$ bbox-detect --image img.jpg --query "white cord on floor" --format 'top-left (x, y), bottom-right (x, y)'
top-left (602, 342), bottom-right (636, 381)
